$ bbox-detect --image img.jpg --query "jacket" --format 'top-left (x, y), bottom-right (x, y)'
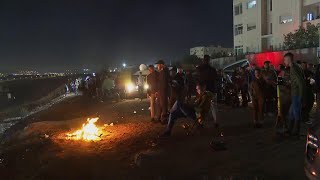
top-left (261, 68), bottom-right (277, 88)
top-left (158, 68), bottom-right (170, 95)
top-left (250, 78), bottom-right (266, 99)
top-left (290, 63), bottom-right (306, 97)
top-left (194, 91), bottom-right (213, 120)
top-left (146, 71), bottom-right (159, 94)
top-left (197, 64), bottom-right (217, 93)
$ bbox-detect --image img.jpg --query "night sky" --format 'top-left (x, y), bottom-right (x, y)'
top-left (0, 0), bottom-right (233, 72)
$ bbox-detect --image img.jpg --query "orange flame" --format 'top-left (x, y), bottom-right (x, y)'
top-left (67, 117), bottom-right (102, 141)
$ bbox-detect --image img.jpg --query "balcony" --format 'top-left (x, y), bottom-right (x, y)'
top-left (302, 1), bottom-right (320, 27)
top-left (304, 0), bottom-right (320, 7)
top-left (303, 18), bottom-right (320, 28)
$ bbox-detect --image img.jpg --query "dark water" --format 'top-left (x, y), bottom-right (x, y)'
top-left (0, 77), bottom-right (69, 111)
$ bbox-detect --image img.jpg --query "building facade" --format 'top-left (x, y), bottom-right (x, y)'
top-left (190, 46), bottom-right (233, 58)
top-left (233, 0), bottom-right (320, 55)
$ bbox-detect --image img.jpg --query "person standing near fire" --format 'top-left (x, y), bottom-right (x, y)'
top-left (250, 68), bottom-right (266, 128)
top-left (137, 72), bottom-right (145, 101)
top-left (146, 65), bottom-right (159, 122)
top-left (284, 53), bottom-right (306, 137)
top-left (302, 61), bottom-right (315, 124)
top-left (155, 60), bottom-right (170, 124)
top-left (261, 61), bottom-right (278, 116)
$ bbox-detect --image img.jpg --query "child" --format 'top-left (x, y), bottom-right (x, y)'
top-left (250, 69), bottom-right (267, 128)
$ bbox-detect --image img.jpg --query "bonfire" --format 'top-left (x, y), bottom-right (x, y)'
top-left (66, 117), bottom-right (103, 141)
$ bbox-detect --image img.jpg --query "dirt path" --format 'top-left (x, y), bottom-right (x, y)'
top-left (0, 97), bottom-right (307, 179)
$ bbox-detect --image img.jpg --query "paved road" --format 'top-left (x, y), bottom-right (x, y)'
top-left (0, 97), bottom-right (309, 179)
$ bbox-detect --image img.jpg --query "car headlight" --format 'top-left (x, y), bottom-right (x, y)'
top-left (308, 134), bottom-right (319, 148)
top-left (126, 83), bottom-right (134, 93)
top-left (144, 84), bottom-right (149, 90)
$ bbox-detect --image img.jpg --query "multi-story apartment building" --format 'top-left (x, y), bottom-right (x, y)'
top-left (233, 0), bottom-right (320, 55)
top-left (190, 46), bottom-right (233, 58)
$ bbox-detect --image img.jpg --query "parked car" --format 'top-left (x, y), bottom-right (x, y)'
top-left (305, 111), bottom-right (320, 180)
top-left (223, 59), bottom-right (250, 76)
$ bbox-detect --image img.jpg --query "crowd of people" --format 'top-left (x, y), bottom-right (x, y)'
top-left (144, 55), bottom-right (219, 137)
top-left (144, 53), bottom-right (320, 138)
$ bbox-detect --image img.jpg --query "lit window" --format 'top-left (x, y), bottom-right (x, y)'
top-left (247, 0), bottom-right (256, 9)
top-left (234, 3), bottom-right (243, 15)
top-left (307, 13), bottom-right (314, 21)
top-left (247, 23), bottom-right (256, 31)
top-left (235, 24), bottom-right (243, 35)
top-left (235, 45), bottom-right (243, 55)
top-left (280, 15), bottom-right (293, 24)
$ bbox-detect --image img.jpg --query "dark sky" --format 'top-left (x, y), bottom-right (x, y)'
top-left (0, 0), bottom-right (233, 72)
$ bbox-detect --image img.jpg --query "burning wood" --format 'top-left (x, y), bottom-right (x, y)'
top-left (66, 117), bottom-right (103, 141)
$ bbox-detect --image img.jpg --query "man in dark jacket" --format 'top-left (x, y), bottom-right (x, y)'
top-left (147, 65), bottom-right (158, 122)
top-left (197, 55), bottom-right (217, 93)
top-left (156, 60), bottom-right (170, 124)
top-left (284, 53), bottom-right (306, 136)
top-left (261, 61), bottom-right (278, 116)
top-left (169, 66), bottom-right (184, 109)
top-left (301, 62), bottom-right (315, 124)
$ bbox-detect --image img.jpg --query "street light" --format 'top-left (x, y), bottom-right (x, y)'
top-left (122, 63), bottom-right (126, 68)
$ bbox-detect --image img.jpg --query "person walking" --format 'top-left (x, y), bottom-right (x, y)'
top-left (250, 69), bottom-right (266, 128)
top-left (197, 55), bottom-right (218, 127)
top-left (146, 65), bottom-right (159, 122)
top-left (160, 82), bottom-right (213, 137)
top-left (155, 60), bottom-right (170, 124)
top-left (284, 53), bottom-right (306, 137)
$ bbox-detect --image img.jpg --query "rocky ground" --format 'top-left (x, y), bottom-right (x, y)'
top-left (0, 96), bottom-right (308, 179)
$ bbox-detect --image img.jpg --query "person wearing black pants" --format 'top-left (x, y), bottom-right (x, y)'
top-left (155, 60), bottom-right (170, 125)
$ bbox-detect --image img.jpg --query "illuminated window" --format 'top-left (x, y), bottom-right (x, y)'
top-left (235, 24), bottom-right (243, 35)
top-left (247, 23), bottom-right (256, 31)
top-left (234, 3), bottom-right (243, 15)
top-left (307, 13), bottom-right (314, 21)
top-left (247, 0), bottom-right (256, 9)
top-left (235, 45), bottom-right (243, 55)
top-left (280, 15), bottom-right (293, 24)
